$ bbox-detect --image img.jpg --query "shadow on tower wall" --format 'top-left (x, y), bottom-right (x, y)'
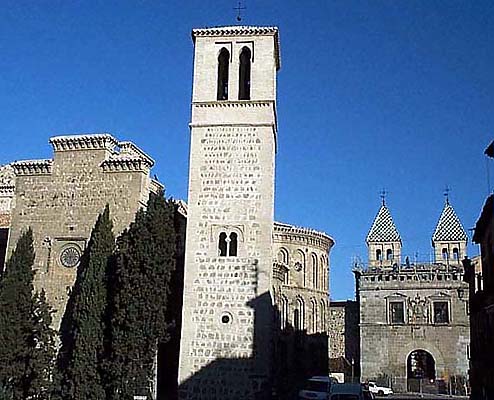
top-left (167, 291), bottom-right (328, 400)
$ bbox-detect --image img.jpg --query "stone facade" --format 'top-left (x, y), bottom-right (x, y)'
top-left (328, 301), bottom-right (360, 381)
top-left (356, 200), bottom-right (470, 394)
top-left (5, 134), bottom-right (161, 328)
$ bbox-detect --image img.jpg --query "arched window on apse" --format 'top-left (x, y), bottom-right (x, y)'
top-left (278, 248), bottom-right (289, 264)
top-left (376, 249), bottom-right (382, 261)
top-left (238, 47), bottom-right (251, 100)
top-left (312, 253), bottom-right (318, 289)
top-left (311, 300), bottom-right (318, 333)
top-left (217, 48), bottom-right (229, 100)
top-left (386, 249), bottom-right (393, 261)
top-left (297, 250), bottom-right (306, 286)
top-left (442, 248), bottom-right (449, 260)
top-left (453, 248), bottom-right (459, 260)
top-left (295, 297), bottom-right (305, 330)
top-left (320, 255), bottom-right (325, 290)
top-left (320, 300), bottom-right (326, 331)
top-left (281, 296), bottom-right (288, 330)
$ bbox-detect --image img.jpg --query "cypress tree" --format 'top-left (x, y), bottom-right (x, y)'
top-left (107, 191), bottom-right (176, 400)
top-left (57, 205), bottom-right (115, 400)
top-left (0, 228), bottom-right (56, 400)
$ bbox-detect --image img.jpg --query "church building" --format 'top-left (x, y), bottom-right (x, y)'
top-left (0, 25), bottom-right (335, 400)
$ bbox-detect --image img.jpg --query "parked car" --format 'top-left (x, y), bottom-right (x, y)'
top-left (298, 376), bottom-right (333, 400)
top-left (329, 383), bottom-right (365, 400)
top-left (367, 382), bottom-right (393, 396)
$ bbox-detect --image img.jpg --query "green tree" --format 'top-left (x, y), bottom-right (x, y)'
top-left (0, 228), bottom-right (56, 400)
top-left (57, 205), bottom-right (115, 400)
top-left (107, 191), bottom-right (176, 400)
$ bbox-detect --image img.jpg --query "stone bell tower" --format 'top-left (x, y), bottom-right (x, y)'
top-left (178, 26), bottom-right (280, 399)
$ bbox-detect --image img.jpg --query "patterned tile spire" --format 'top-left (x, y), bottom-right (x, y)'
top-left (432, 200), bottom-right (468, 242)
top-left (366, 203), bottom-right (401, 243)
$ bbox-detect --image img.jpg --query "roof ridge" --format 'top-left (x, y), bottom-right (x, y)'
top-left (432, 201), bottom-right (468, 243)
top-left (366, 204), bottom-right (401, 243)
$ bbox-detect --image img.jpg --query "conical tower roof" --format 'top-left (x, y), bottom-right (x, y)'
top-left (432, 200), bottom-right (468, 243)
top-left (366, 204), bottom-right (401, 243)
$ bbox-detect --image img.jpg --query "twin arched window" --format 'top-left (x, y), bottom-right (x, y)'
top-left (239, 47), bottom-right (251, 100)
top-left (216, 46), bottom-right (251, 101)
top-left (218, 232), bottom-right (238, 256)
top-left (217, 48), bottom-right (230, 100)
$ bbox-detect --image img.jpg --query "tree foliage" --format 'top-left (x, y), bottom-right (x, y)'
top-left (107, 191), bottom-right (176, 400)
top-left (57, 205), bottom-right (115, 400)
top-left (0, 228), bottom-right (56, 400)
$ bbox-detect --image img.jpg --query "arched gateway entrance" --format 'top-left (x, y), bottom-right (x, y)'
top-left (407, 350), bottom-right (436, 392)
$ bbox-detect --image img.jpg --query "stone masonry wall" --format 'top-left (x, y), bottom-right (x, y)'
top-left (358, 267), bottom-right (470, 392)
top-left (7, 134), bottom-right (158, 329)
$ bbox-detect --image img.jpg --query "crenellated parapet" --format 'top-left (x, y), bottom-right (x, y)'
top-left (50, 133), bottom-right (118, 152)
top-left (12, 159), bottom-right (53, 176)
top-left (100, 156), bottom-right (153, 173)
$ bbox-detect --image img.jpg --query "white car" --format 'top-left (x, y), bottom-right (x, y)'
top-left (298, 376), bottom-right (332, 400)
top-left (367, 382), bottom-right (393, 396)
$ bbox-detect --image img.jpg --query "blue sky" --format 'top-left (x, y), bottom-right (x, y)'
top-left (0, 1), bottom-right (492, 300)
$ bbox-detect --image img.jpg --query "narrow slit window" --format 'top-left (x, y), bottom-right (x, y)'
top-left (229, 232), bottom-right (238, 256)
top-left (239, 47), bottom-right (251, 100)
top-left (218, 232), bottom-right (227, 256)
top-left (217, 48), bottom-right (230, 100)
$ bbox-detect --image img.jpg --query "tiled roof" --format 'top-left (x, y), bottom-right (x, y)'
top-left (366, 204), bottom-right (401, 243)
top-left (432, 202), bottom-right (468, 242)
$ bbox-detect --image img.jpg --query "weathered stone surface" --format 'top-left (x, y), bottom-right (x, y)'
top-left (6, 134), bottom-right (160, 328)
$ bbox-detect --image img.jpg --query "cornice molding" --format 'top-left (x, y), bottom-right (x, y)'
top-left (50, 133), bottom-right (118, 152)
top-left (12, 159), bottom-right (53, 175)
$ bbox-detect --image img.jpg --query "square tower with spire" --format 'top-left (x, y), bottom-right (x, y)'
top-left (178, 26), bottom-right (280, 399)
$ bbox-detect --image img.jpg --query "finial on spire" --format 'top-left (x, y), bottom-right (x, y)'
top-left (444, 185), bottom-right (450, 205)
top-left (234, 1), bottom-right (246, 22)
top-left (380, 188), bottom-right (387, 206)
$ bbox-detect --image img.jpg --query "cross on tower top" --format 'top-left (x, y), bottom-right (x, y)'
top-left (234, 1), bottom-right (246, 22)
top-left (444, 185), bottom-right (451, 205)
top-left (380, 188), bottom-right (387, 206)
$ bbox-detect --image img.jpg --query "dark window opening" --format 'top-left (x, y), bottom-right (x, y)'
top-left (293, 309), bottom-right (300, 330)
top-left (390, 301), bottom-right (405, 324)
top-left (218, 232), bottom-right (227, 256)
top-left (376, 249), bottom-right (382, 261)
top-left (229, 232), bottom-right (238, 256)
top-left (433, 301), bottom-right (449, 324)
top-left (442, 248), bottom-right (448, 260)
top-left (386, 249), bottom-right (393, 260)
top-left (217, 48), bottom-right (229, 100)
top-left (239, 47), bottom-right (251, 100)
top-left (453, 248), bottom-right (459, 260)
